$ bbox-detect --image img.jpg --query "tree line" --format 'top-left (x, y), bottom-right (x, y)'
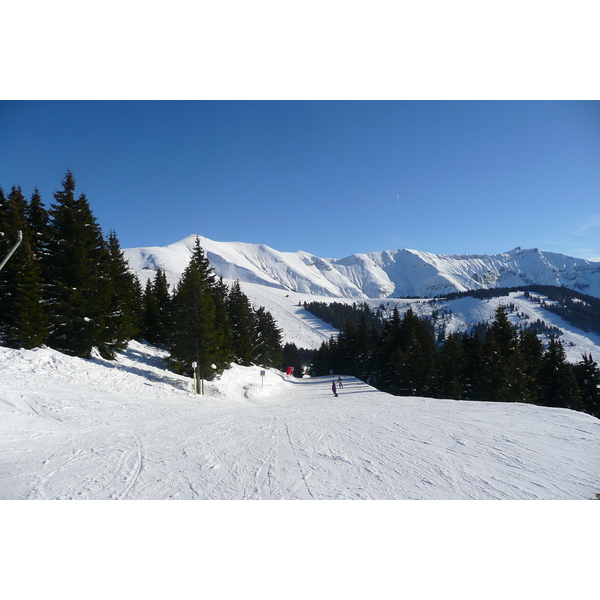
top-left (0, 172), bottom-right (283, 378)
top-left (303, 300), bottom-right (385, 334)
top-left (309, 303), bottom-right (600, 419)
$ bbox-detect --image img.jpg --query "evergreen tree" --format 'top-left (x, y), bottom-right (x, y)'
top-left (437, 332), bottom-right (465, 399)
top-left (477, 305), bottom-right (520, 401)
top-left (517, 329), bottom-right (544, 403)
top-left (0, 186), bottom-right (48, 348)
top-left (396, 307), bottom-right (438, 396)
top-left (487, 305), bottom-right (517, 359)
top-left (311, 337), bottom-right (334, 376)
top-left (42, 171), bottom-right (112, 358)
top-left (210, 276), bottom-right (234, 370)
top-left (375, 306), bottom-right (403, 391)
top-left (140, 269), bottom-right (172, 346)
top-left (140, 278), bottom-right (162, 344)
top-left (538, 337), bottom-right (580, 410)
top-left (282, 342), bottom-right (304, 377)
top-left (153, 268), bottom-right (172, 341)
top-left (227, 279), bottom-right (255, 365)
top-left (461, 331), bottom-right (486, 400)
top-left (25, 187), bottom-right (49, 256)
top-left (573, 353), bottom-right (600, 418)
top-left (336, 320), bottom-right (358, 375)
top-left (98, 230), bottom-right (142, 358)
top-left (253, 306), bottom-right (283, 368)
top-left (354, 314), bottom-right (378, 379)
top-left (167, 237), bottom-right (219, 376)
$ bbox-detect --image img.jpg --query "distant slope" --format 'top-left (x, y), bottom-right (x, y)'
top-left (124, 236), bottom-right (600, 300)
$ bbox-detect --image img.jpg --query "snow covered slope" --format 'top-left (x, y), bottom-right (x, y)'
top-left (124, 236), bottom-right (600, 299)
top-left (1, 342), bottom-right (599, 500)
top-left (124, 235), bottom-right (600, 358)
top-left (371, 291), bottom-right (600, 364)
top-left (223, 284), bottom-right (600, 361)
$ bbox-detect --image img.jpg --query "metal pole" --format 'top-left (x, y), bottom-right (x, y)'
top-left (0, 230), bottom-right (23, 272)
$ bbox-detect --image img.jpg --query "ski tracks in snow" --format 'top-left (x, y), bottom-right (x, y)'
top-left (2, 342), bottom-right (599, 500)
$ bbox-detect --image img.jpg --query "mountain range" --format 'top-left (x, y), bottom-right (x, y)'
top-left (124, 235), bottom-right (600, 300)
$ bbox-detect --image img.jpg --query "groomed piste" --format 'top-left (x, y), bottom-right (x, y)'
top-left (1, 341), bottom-right (598, 500)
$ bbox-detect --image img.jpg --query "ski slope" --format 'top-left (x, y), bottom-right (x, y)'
top-left (2, 342), bottom-right (598, 501)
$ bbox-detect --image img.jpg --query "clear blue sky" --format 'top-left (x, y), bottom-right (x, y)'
top-left (2, 100), bottom-right (599, 260)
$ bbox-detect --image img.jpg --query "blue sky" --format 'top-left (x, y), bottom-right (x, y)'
top-left (2, 100), bottom-right (599, 260)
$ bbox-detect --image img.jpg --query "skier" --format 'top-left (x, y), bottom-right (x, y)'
top-left (337, 376), bottom-right (343, 389)
top-left (332, 381), bottom-right (338, 397)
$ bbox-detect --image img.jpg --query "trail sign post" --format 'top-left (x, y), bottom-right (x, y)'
top-left (192, 361), bottom-right (198, 395)
top-left (260, 370), bottom-right (266, 388)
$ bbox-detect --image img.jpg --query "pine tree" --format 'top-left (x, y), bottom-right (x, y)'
top-left (98, 230), bottom-right (142, 358)
top-left (25, 187), bottom-right (49, 256)
top-left (487, 305), bottom-right (517, 360)
top-left (42, 171), bottom-right (112, 357)
top-left (0, 186), bottom-right (48, 348)
top-left (396, 307), bottom-right (438, 396)
top-left (227, 279), bottom-right (255, 366)
top-left (153, 269), bottom-right (172, 341)
top-left (281, 342), bottom-right (304, 377)
top-left (210, 276), bottom-right (234, 370)
top-left (253, 306), bottom-right (283, 368)
top-left (0, 186), bottom-right (6, 215)
top-left (167, 237), bottom-right (219, 376)
top-left (140, 269), bottom-right (172, 346)
top-left (517, 329), bottom-right (544, 403)
top-left (311, 337), bottom-right (334, 376)
top-left (477, 305), bottom-right (520, 401)
top-left (461, 331), bottom-right (486, 400)
top-left (140, 278), bottom-right (162, 344)
top-left (437, 332), bottom-right (465, 399)
top-left (336, 320), bottom-right (358, 375)
top-left (538, 337), bottom-right (580, 410)
top-left (573, 353), bottom-right (600, 418)
top-left (374, 306), bottom-right (402, 391)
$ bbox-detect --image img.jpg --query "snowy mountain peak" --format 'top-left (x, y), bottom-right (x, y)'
top-left (123, 235), bottom-right (600, 300)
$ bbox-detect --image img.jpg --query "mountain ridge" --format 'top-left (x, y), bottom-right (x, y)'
top-left (123, 235), bottom-right (600, 300)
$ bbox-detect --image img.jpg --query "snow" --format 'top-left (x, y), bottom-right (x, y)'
top-left (124, 235), bottom-right (600, 299)
top-left (4, 233), bottom-right (600, 595)
top-left (124, 233), bottom-right (600, 360)
top-left (2, 341), bottom-right (598, 501)
top-left (3, 332), bottom-right (598, 597)
top-left (3, 342), bottom-right (598, 598)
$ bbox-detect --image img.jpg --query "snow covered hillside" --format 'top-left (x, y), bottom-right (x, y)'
top-left (124, 235), bottom-right (600, 299)
top-left (230, 284), bottom-right (600, 363)
top-left (124, 235), bottom-right (600, 359)
top-left (371, 291), bottom-right (600, 364)
top-left (1, 342), bottom-right (599, 500)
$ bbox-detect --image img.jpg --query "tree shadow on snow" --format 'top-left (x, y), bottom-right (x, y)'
top-left (90, 349), bottom-right (190, 393)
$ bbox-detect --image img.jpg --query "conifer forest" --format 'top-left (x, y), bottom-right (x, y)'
top-left (308, 302), bottom-right (600, 419)
top-left (0, 172), bottom-right (283, 378)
